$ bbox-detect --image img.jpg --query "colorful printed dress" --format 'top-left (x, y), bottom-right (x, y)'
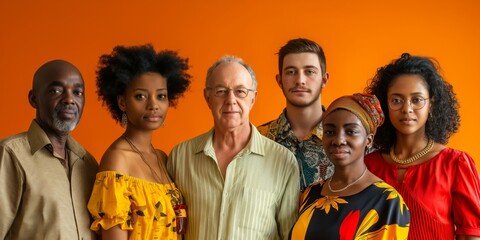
top-left (88, 171), bottom-right (185, 240)
top-left (365, 148), bottom-right (480, 239)
top-left (289, 181), bottom-right (410, 240)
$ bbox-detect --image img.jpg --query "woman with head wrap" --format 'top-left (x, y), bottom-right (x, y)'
top-left (289, 93), bottom-right (410, 240)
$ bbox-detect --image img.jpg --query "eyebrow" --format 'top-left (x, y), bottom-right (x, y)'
top-left (324, 122), bottom-right (362, 128)
top-left (48, 81), bottom-right (84, 88)
top-left (284, 65), bottom-right (319, 70)
top-left (134, 87), bottom-right (167, 91)
top-left (390, 92), bottom-right (427, 97)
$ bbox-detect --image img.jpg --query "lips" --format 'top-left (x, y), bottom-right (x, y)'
top-left (144, 115), bottom-right (162, 121)
top-left (400, 118), bottom-right (416, 123)
top-left (56, 107), bottom-right (77, 120)
top-left (329, 149), bottom-right (349, 158)
top-left (290, 88), bottom-right (310, 93)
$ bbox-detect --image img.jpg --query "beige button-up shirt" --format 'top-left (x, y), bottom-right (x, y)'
top-left (168, 125), bottom-right (300, 240)
top-left (0, 120), bottom-right (98, 240)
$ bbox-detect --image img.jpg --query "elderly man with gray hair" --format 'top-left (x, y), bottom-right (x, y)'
top-left (168, 56), bottom-right (299, 240)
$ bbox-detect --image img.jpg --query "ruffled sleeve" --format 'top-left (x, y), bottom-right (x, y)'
top-left (88, 171), bottom-right (134, 231)
top-left (451, 151), bottom-right (480, 236)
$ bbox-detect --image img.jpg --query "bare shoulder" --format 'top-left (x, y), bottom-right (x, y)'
top-left (98, 139), bottom-right (134, 174)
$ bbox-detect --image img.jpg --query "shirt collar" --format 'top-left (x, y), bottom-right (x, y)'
top-left (27, 120), bottom-right (87, 158)
top-left (277, 108), bottom-right (325, 140)
top-left (195, 123), bottom-right (265, 157)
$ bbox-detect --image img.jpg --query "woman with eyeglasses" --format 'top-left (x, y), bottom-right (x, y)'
top-left (365, 53), bottom-right (480, 240)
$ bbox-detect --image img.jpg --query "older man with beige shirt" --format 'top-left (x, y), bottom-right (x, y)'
top-left (0, 60), bottom-right (98, 240)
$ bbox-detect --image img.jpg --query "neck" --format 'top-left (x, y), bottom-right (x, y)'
top-left (331, 162), bottom-right (367, 182)
top-left (329, 164), bottom-right (368, 193)
top-left (285, 103), bottom-right (323, 139)
top-left (393, 132), bottom-right (429, 156)
top-left (213, 124), bottom-right (251, 152)
top-left (123, 130), bottom-right (154, 152)
top-left (38, 122), bottom-right (69, 157)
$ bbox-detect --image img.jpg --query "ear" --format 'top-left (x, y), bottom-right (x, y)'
top-left (321, 72), bottom-right (329, 88)
top-left (250, 91), bottom-right (257, 106)
top-left (366, 133), bottom-right (374, 149)
top-left (117, 95), bottom-right (126, 111)
top-left (275, 74), bottom-right (282, 88)
top-left (28, 90), bottom-right (38, 109)
top-left (203, 88), bottom-right (212, 109)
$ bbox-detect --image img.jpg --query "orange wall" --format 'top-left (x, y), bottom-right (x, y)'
top-left (1, 0), bottom-right (479, 169)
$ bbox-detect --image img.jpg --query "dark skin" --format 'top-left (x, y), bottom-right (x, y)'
top-left (28, 60), bottom-right (85, 159)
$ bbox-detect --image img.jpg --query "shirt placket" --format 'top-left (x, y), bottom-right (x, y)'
top-left (217, 157), bottom-right (237, 240)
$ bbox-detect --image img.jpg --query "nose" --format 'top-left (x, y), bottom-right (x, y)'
top-left (294, 72), bottom-right (307, 86)
top-left (147, 97), bottom-right (159, 110)
top-left (62, 90), bottom-right (75, 105)
top-left (401, 99), bottom-right (413, 113)
top-left (332, 132), bottom-right (347, 146)
top-left (224, 89), bottom-right (237, 104)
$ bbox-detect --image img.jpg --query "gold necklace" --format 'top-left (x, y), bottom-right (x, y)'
top-left (328, 167), bottom-right (367, 193)
top-left (123, 134), bottom-right (169, 184)
top-left (390, 139), bottom-right (434, 165)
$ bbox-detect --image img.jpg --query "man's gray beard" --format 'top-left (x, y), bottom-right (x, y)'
top-left (52, 113), bottom-right (78, 134)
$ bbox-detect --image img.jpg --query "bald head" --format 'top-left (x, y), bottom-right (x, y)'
top-left (32, 60), bottom-right (83, 92)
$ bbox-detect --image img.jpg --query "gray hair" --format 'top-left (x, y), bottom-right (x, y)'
top-left (205, 55), bottom-right (257, 90)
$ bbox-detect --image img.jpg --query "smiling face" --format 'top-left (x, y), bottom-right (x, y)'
top-left (387, 74), bottom-right (431, 137)
top-left (29, 62), bottom-right (85, 136)
top-left (204, 62), bottom-right (256, 132)
top-left (276, 52), bottom-right (328, 108)
top-left (323, 109), bottom-right (373, 167)
top-left (118, 72), bottom-right (169, 131)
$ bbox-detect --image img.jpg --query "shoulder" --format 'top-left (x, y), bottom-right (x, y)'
top-left (430, 147), bottom-right (476, 168)
top-left (0, 132), bottom-right (28, 149)
top-left (440, 147), bottom-right (472, 160)
top-left (98, 140), bottom-right (133, 174)
top-left (439, 148), bottom-right (480, 175)
top-left (83, 151), bottom-right (99, 168)
top-left (257, 119), bottom-right (275, 134)
top-left (171, 131), bottom-right (211, 154)
top-left (258, 134), bottom-right (297, 164)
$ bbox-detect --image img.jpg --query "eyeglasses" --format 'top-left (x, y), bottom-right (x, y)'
top-left (388, 96), bottom-right (430, 111)
top-left (206, 86), bottom-right (255, 98)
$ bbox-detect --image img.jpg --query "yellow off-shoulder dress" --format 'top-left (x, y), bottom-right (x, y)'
top-left (88, 171), bottom-right (184, 240)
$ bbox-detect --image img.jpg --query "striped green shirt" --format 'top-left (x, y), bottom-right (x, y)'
top-left (167, 125), bottom-right (300, 240)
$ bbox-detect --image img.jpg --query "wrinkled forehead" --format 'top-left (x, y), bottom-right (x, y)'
top-left (209, 62), bottom-right (253, 87)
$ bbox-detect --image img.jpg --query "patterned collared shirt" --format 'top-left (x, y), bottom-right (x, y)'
top-left (258, 109), bottom-right (334, 191)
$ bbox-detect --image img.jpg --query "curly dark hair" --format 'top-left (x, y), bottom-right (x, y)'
top-left (365, 53), bottom-right (460, 151)
top-left (96, 44), bottom-right (191, 123)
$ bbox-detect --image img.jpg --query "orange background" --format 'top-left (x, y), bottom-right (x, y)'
top-left (1, 0), bottom-right (479, 168)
